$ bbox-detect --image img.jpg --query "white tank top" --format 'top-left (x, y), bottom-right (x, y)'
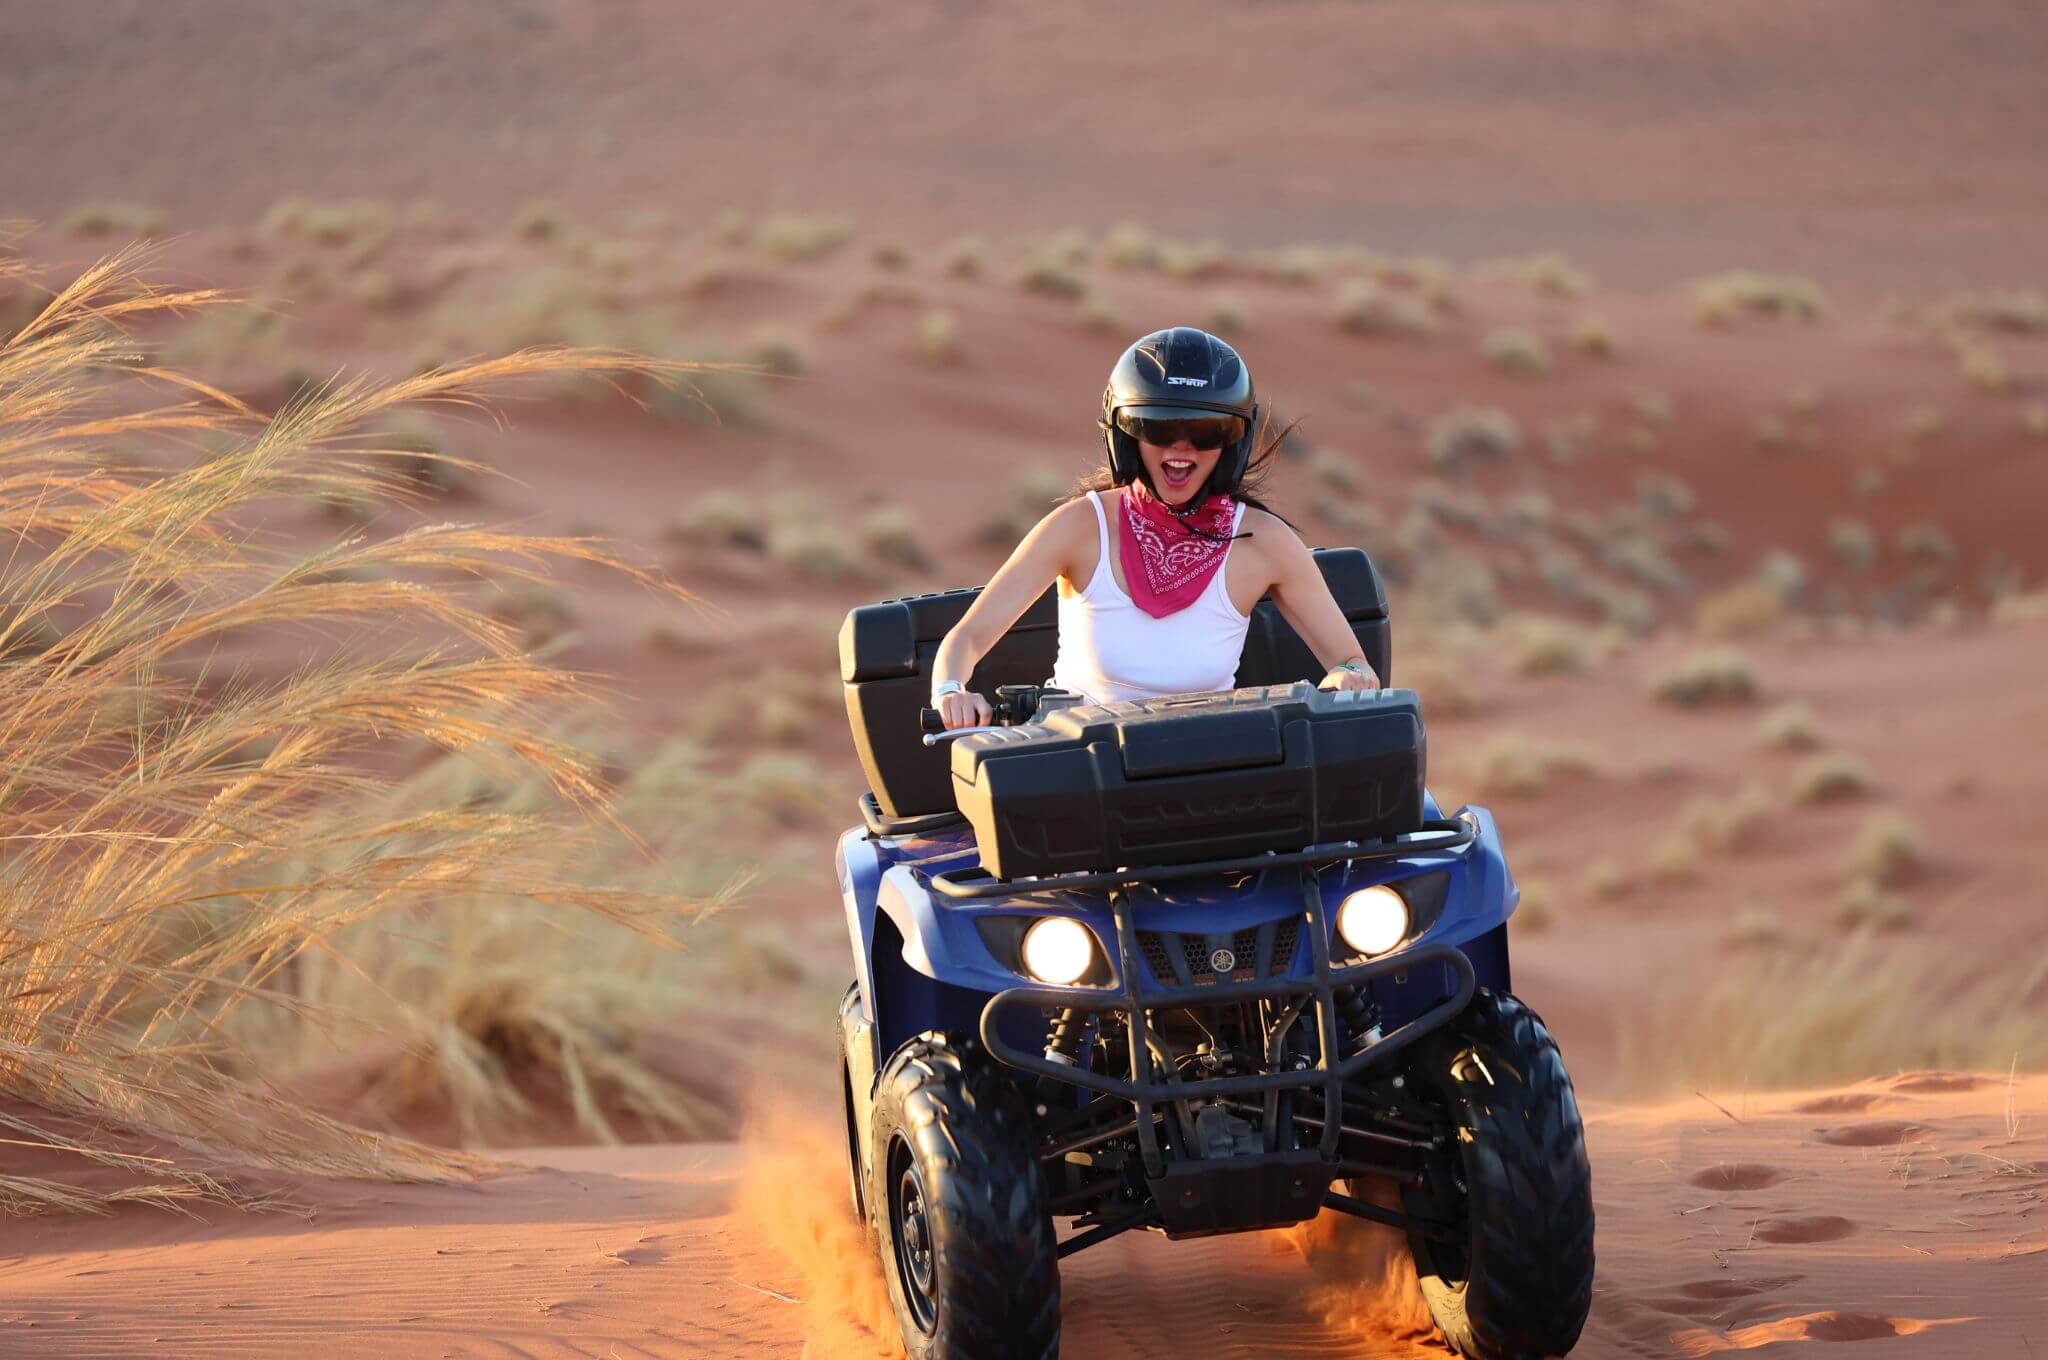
top-left (1049, 490), bottom-right (1253, 704)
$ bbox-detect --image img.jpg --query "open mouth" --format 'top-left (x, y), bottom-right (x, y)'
top-left (1161, 458), bottom-right (1198, 487)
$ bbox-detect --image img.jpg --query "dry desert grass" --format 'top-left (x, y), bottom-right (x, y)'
top-left (0, 247), bottom-right (730, 1207)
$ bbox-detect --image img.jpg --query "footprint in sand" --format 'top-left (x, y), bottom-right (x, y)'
top-left (1814, 1121), bottom-right (1929, 1147)
top-left (1792, 1092), bottom-right (1885, 1115)
top-left (1688, 1163), bottom-right (1788, 1191)
top-left (1673, 1309), bottom-right (1971, 1353)
top-left (1753, 1215), bottom-right (1857, 1244)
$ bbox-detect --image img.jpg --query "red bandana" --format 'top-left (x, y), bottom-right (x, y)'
top-left (1118, 484), bottom-right (1238, 619)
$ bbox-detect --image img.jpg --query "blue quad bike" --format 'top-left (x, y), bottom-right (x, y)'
top-left (833, 549), bottom-right (1593, 1360)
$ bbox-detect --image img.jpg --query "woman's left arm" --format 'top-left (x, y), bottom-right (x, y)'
top-left (1257, 514), bottom-right (1381, 692)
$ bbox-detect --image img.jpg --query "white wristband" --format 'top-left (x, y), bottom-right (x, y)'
top-left (931, 680), bottom-right (965, 703)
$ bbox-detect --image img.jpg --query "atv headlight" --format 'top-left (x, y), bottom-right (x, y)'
top-left (1337, 885), bottom-right (1410, 957)
top-left (1021, 917), bottom-right (1096, 985)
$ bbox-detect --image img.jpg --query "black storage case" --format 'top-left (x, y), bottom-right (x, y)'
top-left (841, 547), bottom-right (1392, 819)
top-left (951, 685), bottom-right (1426, 880)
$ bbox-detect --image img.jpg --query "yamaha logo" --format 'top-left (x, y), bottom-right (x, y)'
top-left (1209, 947), bottom-right (1237, 973)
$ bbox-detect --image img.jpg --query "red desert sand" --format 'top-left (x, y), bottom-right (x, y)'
top-left (0, 1076), bottom-right (2040, 1357)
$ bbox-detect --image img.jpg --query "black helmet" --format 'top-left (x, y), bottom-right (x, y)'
top-left (1100, 327), bottom-right (1259, 497)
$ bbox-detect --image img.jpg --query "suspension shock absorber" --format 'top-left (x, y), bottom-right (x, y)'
top-left (1044, 1007), bottom-right (1099, 1066)
top-left (1334, 986), bottom-right (1380, 1055)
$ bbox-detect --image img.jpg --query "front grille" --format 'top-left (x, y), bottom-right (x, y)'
top-left (1138, 917), bottom-right (1305, 988)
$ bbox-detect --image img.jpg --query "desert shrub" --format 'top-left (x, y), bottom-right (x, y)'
top-left (1203, 292), bottom-right (1250, 336)
top-left (1570, 315), bottom-right (1619, 357)
top-left (1646, 833), bottom-right (1699, 886)
top-left (1897, 522), bottom-right (1958, 563)
top-left (1584, 858), bottom-right (1632, 900)
top-left (2023, 404), bottom-right (2048, 439)
top-left (1507, 614), bottom-right (1588, 676)
top-left (1620, 935), bottom-right (2048, 1093)
top-left (1413, 483), bottom-right (1488, 531)
top-left (1100, 222), bottom-right (1161, 271)
top-left (1758, 701), bottom-right (1825, 752)
top-left (1844, 811), bottom-right (1921, 888)
top-left (734, 752), bottom-right (838, 824)
top-left (939, 235), bottom-right (986, 279)
top-left (1693, 582), bottom-right (1783, 638)
top-left (1250, 245), bottom-right (1326, 288)
top-left (59, 199), bottom-right (166, 240)
top-left (1332, 279), bottom-right (1437, 338)
top-left (768, 521), bottom-right (864, 579)
top-left (1480, 328), bottom-right (1551, 378)
top-left (1678, 782), bottom-right (1774, 854)
top-left (1828, 518), bottom-right (1878, 571)
top-left (1833, 879), bottom-right (1914, 932)
top-left (1956, 341), bottom-right (2010, 393)
top-left (1514, 880), bottom-right (1555, 932)
top-left (1017, 256), bottom-right (1087, 299)
top-left (0, 251), bottom-right (722, 1196)
top-left (1076, 289), bottom-right (1125, 332)
top-left (1630, 390), bottom-right (1676, 426)
top-left (1601, 531), bottom-right (1686, 594)
top-left (669, 488), bottom-right (766, 552)
top-left (1501, 489), bottom-right (1552, 534)
top-left (1395, 653), bottom-right (1476, 718)
top-left (1650, 648), bottom-right (1759, 706)
top-left (1463, 733), bottom-right (1598, 798)
top-left (976, 465), bottom-right (1071, 546)
top-left (1424, 406), bottom-right (1518, 474)
top-left (1852, 464), bottom-right (1888, 497)
top-left (1309, 449), bottom-right (1363, 494)
top-left (753, 214), bottom-right (854, 263)
top-left (511, 198), bottom-right (566, 241)
top-left (1690, 271), bottom-right (1826, 325)
top-left (912, 308), bottom-right (963, 366)
top-left (870, 238), bottom-right (910, 271)
top-left (1476, 251), bottom-right (1591, 298)
top-left (743, 328), bottom-right (809, 377)
top-left (1789, 752), bottom-right (1873, 804)
top-left (858, 503), bottom-right (931, 571)
top-left (1636, 474), bottom-right (1697, 518)
top-left (485, 581), bottom-right (577, 646)
top-left (1903, 404), bottom-right (1947, 443)
top-left (1158, 238), bottom-right (1229, 280)
top-left (1679, 520), bottom-right (1729, 555)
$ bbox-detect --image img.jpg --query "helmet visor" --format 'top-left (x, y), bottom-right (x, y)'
top-left (1113, 406), bottom-right (1247, 452)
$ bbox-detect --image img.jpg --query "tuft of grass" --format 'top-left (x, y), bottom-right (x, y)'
top-left (511, 198), bottom-right (566, 241)
top-left (870, 239), bottom-right (910, 271)
top-left (1646, 833), bottom-right (1700, 887)
top-left (2023, 404), bottom-right (2047, 439)
top-left (1202, 292), bottom-right (1250, 336)
top-left (0, 247), bottom-right (725, 1197)
top-left (1480, 328), bottom-right (1551, 378)
top-left (1101, 222), bottom-right (1161, 271)
top-left (1621, 935), bottom-right (2048, 1094)
top-left (667, 488), bottom-right (766, 552)
top-left (743, 328), bottom-right (809, 378)
top-left (1694, 582), bottom-right (1783, 639)
top-left (1017, 257), bottom-right (1087, 300)
top-left (1788, 752), bottom-right (1874, 804)
top-left (1650, 648), bottom-right (1759, 706)
top-left (912, 309), bottom-right (964, 366)
top-left (1690, 271), bottom-right (1826, 325)
top-left (753, 215), bottom-right (854, 264)
top-left (939, 236), bottom-right (986, 279)
top-left (1332, 279), bottom-right (1438, 338)
top-left (1636, 474), bottom-right (1697, 519)
top-left (1758, 701), bottom-right (1826, 752)
top-left (1396, 654), bottom-right (1477, 719)
top-left (1463, 734), bottom-right (1598, 798)
top-left (1514, 880), bottom-right (1555, 932)
top-left (1076, 290), bottom-right (1125, 333)
top-left (1833, 878), bottom-right (1915, 932)
top-left (1570, 315), bottom-right (1619, 357)
top-left (1844, 811), bottom-right (1922, 888)
top-left (1507, 614), bottom-right (1589, 676)
top-left (1897, 522), bottom-right (1958, 563)
top-left (1828, 518), bottom-right (1878, 572)
top-left (1425, 406), bottom-right (1518, 475)
top-left (1721, 906), bottom-right (1789, 950)
top-left (1308, 449), bottom-right (1363, 495)
top-left (1584, 858), bottom-right (1633, 901)
top-left (59, 199), bottom-right (167, 240)
top-left (858, 504), bottom-right (931, 571)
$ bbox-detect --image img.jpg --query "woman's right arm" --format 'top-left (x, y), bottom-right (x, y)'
top-left (931, 499), bottom-right (1084, 729)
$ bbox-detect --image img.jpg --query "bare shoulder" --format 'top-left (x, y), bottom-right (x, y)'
top-left (1239, 506), bottom-right (1313, 567)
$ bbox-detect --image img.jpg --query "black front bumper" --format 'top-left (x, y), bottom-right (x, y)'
top-left (976, 865), bottom-right (1476, 1234)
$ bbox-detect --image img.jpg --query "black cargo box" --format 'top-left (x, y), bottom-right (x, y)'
top-left (951, 685), bottom-right (1425, 880)
top-left (842, 547), bottom-right (1392, 819)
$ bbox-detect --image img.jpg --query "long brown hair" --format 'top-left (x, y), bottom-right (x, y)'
top-left (1072, 412), bottom-right (1302, 532)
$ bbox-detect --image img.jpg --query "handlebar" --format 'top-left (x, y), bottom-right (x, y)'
top-left (919, 684), bottom-right (1072, 745)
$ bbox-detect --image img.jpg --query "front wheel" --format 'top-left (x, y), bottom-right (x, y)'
top-left (868, 1033), bottom-right (1059, 1360)
top-left (1402, 991), bottom-right (1595, 1359)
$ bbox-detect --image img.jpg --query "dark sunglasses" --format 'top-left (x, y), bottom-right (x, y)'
top-left (1114, 408), bottom-right (1247, 452)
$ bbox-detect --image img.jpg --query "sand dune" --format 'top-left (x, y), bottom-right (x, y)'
top-left (3, 1074), bottom-right (2041, 1357)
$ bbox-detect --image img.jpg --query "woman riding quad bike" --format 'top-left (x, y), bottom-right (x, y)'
top-left (834, 329), bottom-right (1595, 1359)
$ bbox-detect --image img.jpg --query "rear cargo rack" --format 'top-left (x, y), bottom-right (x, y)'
top-left (927, 817), bottom-right (1475, 900)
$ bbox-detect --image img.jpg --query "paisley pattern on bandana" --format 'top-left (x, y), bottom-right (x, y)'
top-left (1118, 485), bottom-right (1239, 619)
